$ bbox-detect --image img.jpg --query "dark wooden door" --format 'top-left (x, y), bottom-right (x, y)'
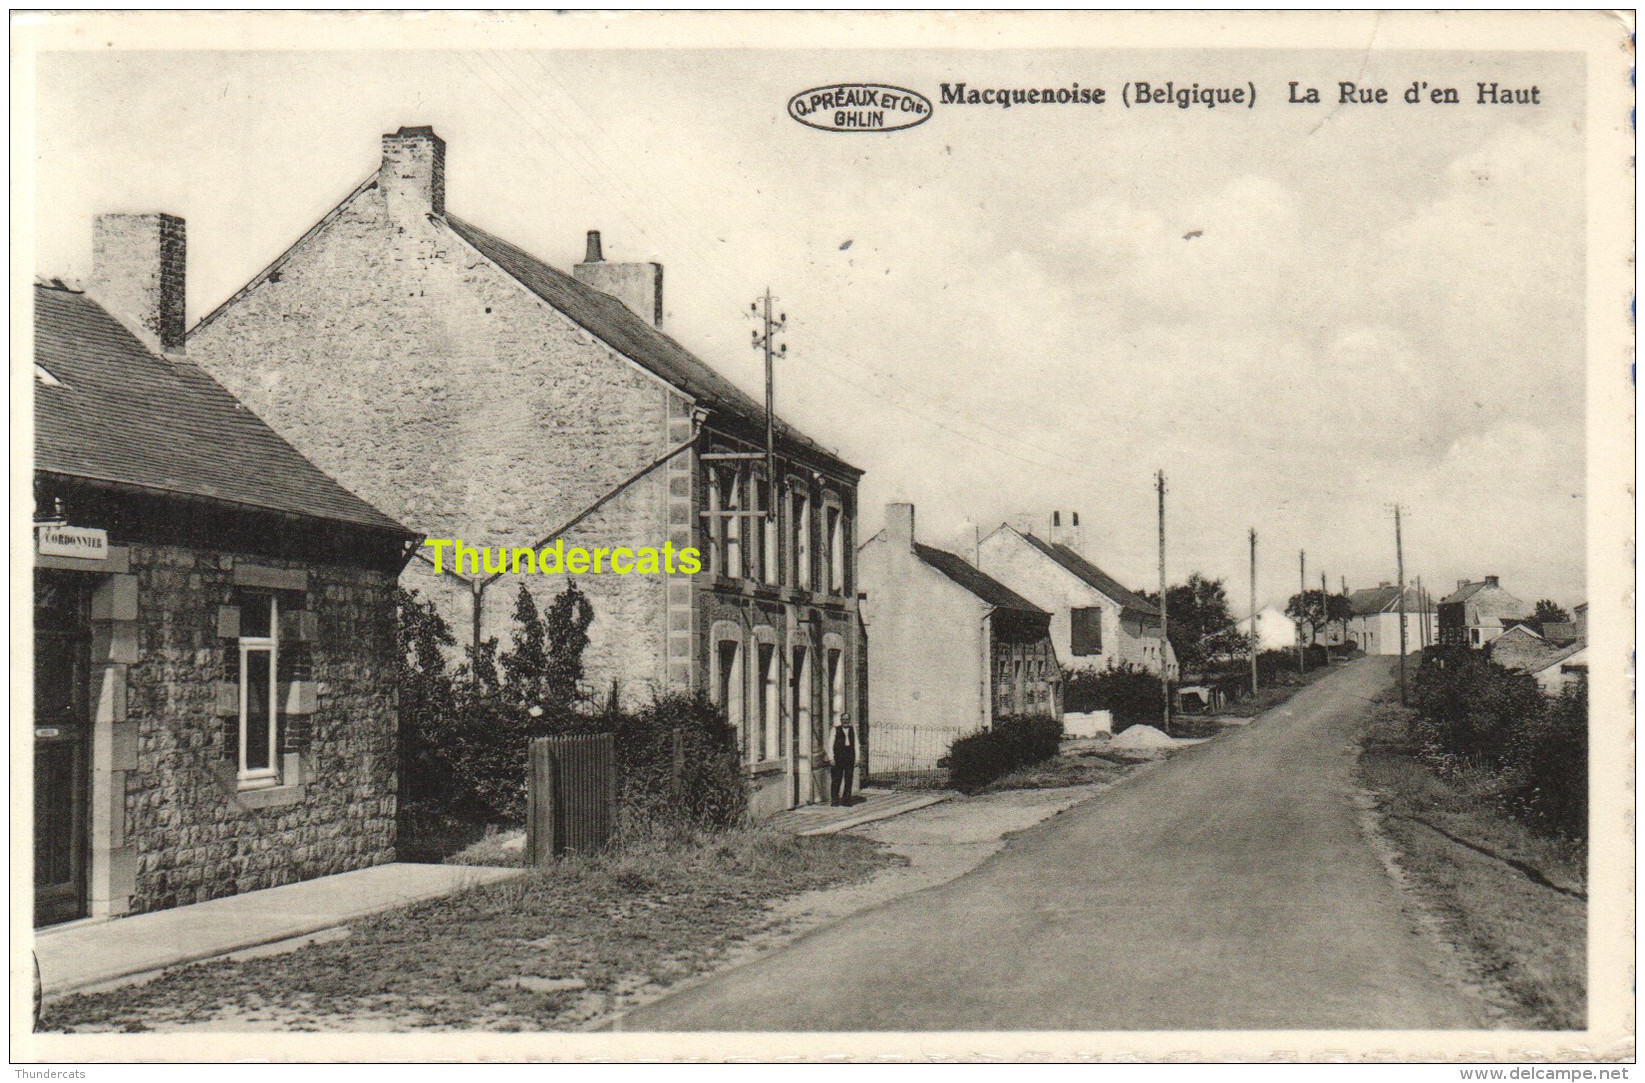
top-left (34, 570), bottom-right (91, 927)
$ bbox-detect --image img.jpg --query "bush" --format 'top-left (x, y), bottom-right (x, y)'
top-left (945, 714), bottom-right (1063, 794)
top-left (606, 692), bottom-right (748, 831)
top-left (1412, 648), bottom-right (1545, 768)
top-left (1503, 679), bottom-right (1587, 840)
top-left (1061, 664), bottom-right (1164, 727)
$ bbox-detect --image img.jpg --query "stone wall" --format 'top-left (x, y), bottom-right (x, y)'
top-left (187, 182), bottom-right (681, 705)
top-left (122, 542), bottom-right (397, 912)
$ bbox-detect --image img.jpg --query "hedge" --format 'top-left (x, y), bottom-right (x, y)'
top-left (944, 714), bottom-right (1064, 793)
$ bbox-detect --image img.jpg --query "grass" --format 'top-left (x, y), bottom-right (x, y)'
top-left (978, 743), bottom-right (1137, 793)
top-left (40, 824), bottom-right (900, 1033)
top-left (1358, 697), bottom-right (1586, 1029)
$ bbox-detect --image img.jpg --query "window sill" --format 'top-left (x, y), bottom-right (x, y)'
top-left (234, 780), bottom-right (308, 810)
top-left (747, 759), bottom-right (787, 778)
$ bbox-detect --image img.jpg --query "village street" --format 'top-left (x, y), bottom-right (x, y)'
top-left (621, 657), bottom-right (1482, 1031)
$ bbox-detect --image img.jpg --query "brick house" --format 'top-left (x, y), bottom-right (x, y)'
top-left (185, 126), bottom-right (863, 817)
top-left (976, 516), bottom-right (1175, 678)
top-left (33, 215), bottom-right (416, 925)
top-left (1437, 576), bottom-right (1526, 648)
top-left (859, 504), bottom-right (1060, 773)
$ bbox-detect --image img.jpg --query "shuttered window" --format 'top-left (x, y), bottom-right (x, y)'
top-left (1071, 607), bottom-right (1103, 656)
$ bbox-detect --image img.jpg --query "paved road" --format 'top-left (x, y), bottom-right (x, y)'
top-left (622, 657), bottom-right (1479, 1031)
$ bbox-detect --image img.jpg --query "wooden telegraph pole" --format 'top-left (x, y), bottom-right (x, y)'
top-left (1249, 528), bottom-right (1259, 697)
top-left (1395, 504), bottom-right (1408, 706)
top-left (1297, 549), bottom-right (1307, 676)
top-left (1321, 570), bottom-right (1330, 658)
top-left (750, 289), bottom-right (787, 523)
top-left (1158, 470), bottom-right (1170, 736)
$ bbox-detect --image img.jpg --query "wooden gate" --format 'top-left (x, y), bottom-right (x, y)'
top-left (525, 733), bottom-right (617, 865)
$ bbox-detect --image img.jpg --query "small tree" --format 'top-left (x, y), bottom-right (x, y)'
top-left (1532, 599), bottom-right (1572, 625)
top-left (1136, 573), bottom-right (1251, 675)
top-left (1286, 589), bottom-right (1353, 646)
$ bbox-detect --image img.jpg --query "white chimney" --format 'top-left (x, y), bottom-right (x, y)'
top-left (885, 502), bottom-right (915, 552)
top-left (1049, 510), bottom-right (1083, 552)
top-left (381, 125), bottom-right (446, 227)
top-left (89, 213), bottom-right (187, 352)
top-left (574, 230), bottom-right (664, 329)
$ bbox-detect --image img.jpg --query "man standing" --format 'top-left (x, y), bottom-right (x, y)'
top-left (830, 715), bottom-right (857, 806)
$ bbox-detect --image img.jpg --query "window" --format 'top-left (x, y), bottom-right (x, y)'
top-left (757, 478), bottom-right (779, 586)
top-left (791, 646), bottom-right (813, 755)
top-left (826, 505), bottom-right (843, 594)
top-left (721, 469), bottom-right (743, 579)
top-left (716, 638), bottom-right (743, 746)
top-left (793, 490), bottom-right (812, 591)
top-left (235, 591), bottom-right (280, 789)
top-left (759, 643), bottom-right (780, 761)
top-left (1470, 628), bottom-right (1481, 646)
top-left (1070, 607), bottom-right (1103, 656)
top-left (826, 648), bottom-right (846, 735)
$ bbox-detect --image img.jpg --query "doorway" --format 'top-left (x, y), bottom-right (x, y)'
top-left (34, 570), bottom-right (92, 927)
top-left (790, 646), bottom-right (811, 805)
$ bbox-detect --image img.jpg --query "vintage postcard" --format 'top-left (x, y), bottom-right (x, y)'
top-left (10, 9), bottom-right (1634, 1066)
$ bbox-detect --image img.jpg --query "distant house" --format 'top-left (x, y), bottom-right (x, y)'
top-left (1346, 583), bottom-right (1437, 656)
top-left (1238, 606), bottom-right (1298, 652)
top-left (1437, 576), bottom-right (1526, 648)
top-left (1572, 602), bottom-right (1588, 641)
top-left (1488, 623), bottom-right (1576, 674)
top-left (859, 504), bottom-right (1060, 772)
top-left (976, 515), bottom-right (1176, 678)
top-left (33, 216), bottom-right (416, 926)
top-left (1532, 645), bottom-right (1588, 694)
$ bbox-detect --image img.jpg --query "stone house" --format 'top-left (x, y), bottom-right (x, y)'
top-left (976, 516), bottom-right (1175, 678)
top-left (859, 504), bottom-right (1060, 773)
top-left (1532, 645), bottom-right (1588, 694)
top-left (185, 126), bottom-right (862, 817)
top-left (1488, 623), bottom-right (1583, 676)
top-left (32, 215), bottom-right (416, 926)
top-left (1345, 583), bottom-right (1437, 656)
top-left (1437, 576), bottom-right (1526, 648)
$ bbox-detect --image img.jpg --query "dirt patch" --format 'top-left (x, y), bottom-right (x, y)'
top-left (38, 827), bottom-right (897, 1034)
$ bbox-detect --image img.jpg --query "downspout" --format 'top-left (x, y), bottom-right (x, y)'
top-left (980, 606), bottom-right (996, 732)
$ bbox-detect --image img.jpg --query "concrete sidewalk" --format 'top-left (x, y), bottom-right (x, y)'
top-left (765, 787), bottom-right (952, 837)
top-left (34, 862), bottom-right (521, 999)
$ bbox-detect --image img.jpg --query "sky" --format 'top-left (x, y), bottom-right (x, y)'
top-left (30, 43), bottom-right (1588, 611)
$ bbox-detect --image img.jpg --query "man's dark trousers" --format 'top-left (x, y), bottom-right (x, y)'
top-left (830, 751), bottom-right (856, 806)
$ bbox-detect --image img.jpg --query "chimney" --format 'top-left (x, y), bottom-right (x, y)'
top-left (1049, 510), bottom-right (1083, 552)
top-left (89, 213), bottom-right (186, 352)
top-left (574, 230), bottom-right (664, 329)
top-left (1379, 581), bottom-right (1391, 588)
top-left (381, 125), bottom-right (445, 227)
top-left (886, 502), bottom-right (915, 552)
top-left (1484, 575), bottom-right (1499, 588)
top-left (1458, 579), bottom-right (1469, 591)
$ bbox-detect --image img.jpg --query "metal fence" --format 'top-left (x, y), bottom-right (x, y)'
top-left (525, 733), bottom-right (617, 865)
top-left (868, 721), bottom-right (968, 777)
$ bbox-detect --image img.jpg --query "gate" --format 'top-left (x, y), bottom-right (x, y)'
top-left (525, 733), bottom-right (617, 865)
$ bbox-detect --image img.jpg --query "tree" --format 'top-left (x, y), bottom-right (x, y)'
top-left (1532, 599), bottom-right (1572, 625)
top-left (1136, 573), bottom-right (1251, 674)
top-left (1286, 589), bottom-right (1353, 645)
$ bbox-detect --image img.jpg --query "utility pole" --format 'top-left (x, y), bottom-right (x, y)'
top-left (1322, 570), bottom-right (1330, 658)
top-left (1395, 504), bottom-right (1408, 705)
top-left (1249, 528), bottom-right (1259, 697)
top-left (1415, 574), bottom-right (1426, 649)
top-left (750, 289), bottom-right (787, 522)
top-left (1158, 470), bottom-right (1170, 736)
top-left (1298, 549), bottom-right (1307, 676)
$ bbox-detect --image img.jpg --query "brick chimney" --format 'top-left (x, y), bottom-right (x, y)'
top-left (885, 502), bottom-right (915, 552)
top-left (89, 213), bottom-right (186, 352)
top-left (1484, 575), bottom-right (1499, 588)
top-left (381, 126), bottom-right (445, 227)
top-left (1049, 510), bottom-right (1082, 552)
top-left (574, 230), bottom-right (663, 329)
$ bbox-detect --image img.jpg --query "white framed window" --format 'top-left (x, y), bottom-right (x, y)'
top-left (793, 489), bottom-right (812, 591)
top-left (716, 637), bottom-right (744, 747)
top-left (825, 504), bottom-right (843, 595)
top-left (826, 647), bottom-right (844, 730)
top-left (758, 478), bottom-right (779, 586)
top-left (236, 591), bottom-right (280, 789)
top-left (759, 642), bottom-right (780, 762)
top-left (722, 469), bottom-right (743, 579)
